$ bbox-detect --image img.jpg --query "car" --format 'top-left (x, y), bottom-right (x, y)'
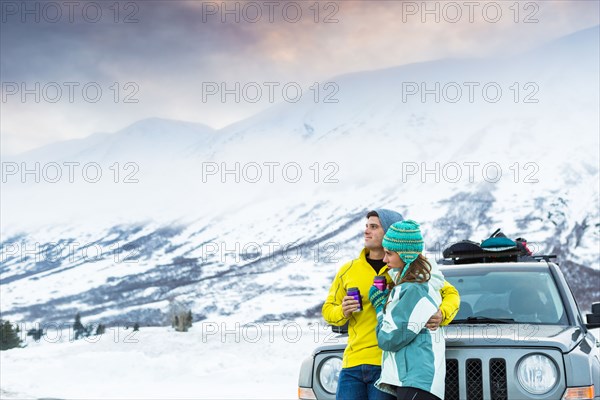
top-left (298, 250), bottom-right (600, 400)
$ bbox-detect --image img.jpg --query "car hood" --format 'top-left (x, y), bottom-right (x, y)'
top-left (444, 324), bottom-right (582, 352)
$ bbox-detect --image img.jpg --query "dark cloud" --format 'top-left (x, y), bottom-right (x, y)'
top-left (1, 1), bottom-right (263, 82)
top-left (1, 0), bottom-right (598, 154)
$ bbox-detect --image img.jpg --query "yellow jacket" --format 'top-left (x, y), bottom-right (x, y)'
top-left (322, 248), bottom-right (460, 368)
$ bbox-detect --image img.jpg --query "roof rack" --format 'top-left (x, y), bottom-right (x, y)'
top-left (531, 255), bottom-right (557, 262)
top-left (440, 252), bottom-right (558, 265)
top-left (440, 229), bottom-right (559, 265)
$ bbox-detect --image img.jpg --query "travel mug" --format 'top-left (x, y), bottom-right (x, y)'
top-left (374, 276), bottom-right (387, 291)
top-left (347, 287), bottom-right (362, 312)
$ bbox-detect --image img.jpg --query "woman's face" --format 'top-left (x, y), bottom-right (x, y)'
top-left (383, 250), bottom-right (406, 269)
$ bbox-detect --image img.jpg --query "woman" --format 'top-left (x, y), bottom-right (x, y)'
top-left (368, 220), bottom-right (445, 400)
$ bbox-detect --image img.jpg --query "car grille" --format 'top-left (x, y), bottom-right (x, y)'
top-left (446, 359), bottom-right (460, 399)
top-left (446, 358), bottom-right (508, 400)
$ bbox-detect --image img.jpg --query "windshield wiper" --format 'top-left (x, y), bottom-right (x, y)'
top-left (450, 316), bottom-right (515, 324)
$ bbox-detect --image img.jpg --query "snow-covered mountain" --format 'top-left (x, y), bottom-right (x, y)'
top-left (4, 118), bottom-right (216, 164)
top-left (1, 26), bottom-right (598, 327)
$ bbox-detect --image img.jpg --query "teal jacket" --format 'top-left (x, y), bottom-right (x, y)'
top-left (375, 258), bottom-right (446, 399)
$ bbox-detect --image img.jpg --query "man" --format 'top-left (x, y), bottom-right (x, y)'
top-left (322, 209), bottom-right (460, 400)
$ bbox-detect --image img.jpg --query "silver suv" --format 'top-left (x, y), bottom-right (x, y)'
top-left (298, 257), bottom-right (600, 400)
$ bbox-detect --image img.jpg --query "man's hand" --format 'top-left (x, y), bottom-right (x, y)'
top-left (342, 295), bottom-right (360, 318)
top-left (426, 309), bottom-right (443, 330)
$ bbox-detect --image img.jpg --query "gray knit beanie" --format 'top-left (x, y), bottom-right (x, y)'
top-left (371, 209), bottom-right (404, 233)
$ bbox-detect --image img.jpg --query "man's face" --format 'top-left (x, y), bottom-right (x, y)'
top-left (364, 216), bottom-right (385, 250)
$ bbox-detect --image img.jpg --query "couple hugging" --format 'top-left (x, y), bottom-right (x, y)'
top-left (322, 209), bottom-right (460, 400)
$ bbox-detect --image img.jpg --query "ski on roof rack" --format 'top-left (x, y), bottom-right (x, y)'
top-left (440, 229), bottom-right (557, 265)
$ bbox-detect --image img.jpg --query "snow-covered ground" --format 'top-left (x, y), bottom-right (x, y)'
top-left (0, 318), bottom-right (342, 399)
top-left (2, 321), bottom-right (599, 399)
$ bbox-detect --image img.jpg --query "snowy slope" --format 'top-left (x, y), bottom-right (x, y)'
top-left (0, 322), bottom-right (343, 399)
top-left (1, 26), bottom-right (598, 328)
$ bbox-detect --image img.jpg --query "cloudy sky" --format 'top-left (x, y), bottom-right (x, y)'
top-left (1, 0), bottom-right (598, 155)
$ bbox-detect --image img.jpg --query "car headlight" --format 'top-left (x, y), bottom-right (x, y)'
top-left (318, 356), bottom-right (342, 394)
top-left (517, 354), bottom-right (558, 395)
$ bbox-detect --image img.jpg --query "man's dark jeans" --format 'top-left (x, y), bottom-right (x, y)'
top-left (336, 365), bottom-right (396, 400)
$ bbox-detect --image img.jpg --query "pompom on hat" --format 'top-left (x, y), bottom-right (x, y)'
top-left (382, 220), bottom-right (424, 279)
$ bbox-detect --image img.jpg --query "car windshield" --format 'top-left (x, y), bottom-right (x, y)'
top-left (444, 269), bottom-right (568, 325)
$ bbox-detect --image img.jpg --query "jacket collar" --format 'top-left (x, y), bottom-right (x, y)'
top-left (361, 248), bottom-right (390, 275)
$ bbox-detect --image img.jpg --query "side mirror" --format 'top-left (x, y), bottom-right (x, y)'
top-left (585, 302), bottom-right (600, 329)
top-left (331, 322), bottom-right (348, 334)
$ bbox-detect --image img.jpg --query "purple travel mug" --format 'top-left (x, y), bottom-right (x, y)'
top-left (374, 276), bottom-right (387, 291)
top-left (347, 287), bottom-right (362, 312)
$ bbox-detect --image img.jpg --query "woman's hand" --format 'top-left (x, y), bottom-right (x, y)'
top-left (369, 286), bottom-right (390, 314)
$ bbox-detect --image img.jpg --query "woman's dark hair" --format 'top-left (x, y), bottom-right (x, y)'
top-left (384, 254), bottom-right (431, 312)
top-left (398, 254), bottom-right (431, 285)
